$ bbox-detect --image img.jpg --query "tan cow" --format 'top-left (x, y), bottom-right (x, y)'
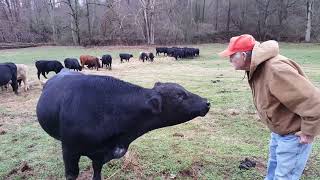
top-left (16, 64), bottom-right (29, 91)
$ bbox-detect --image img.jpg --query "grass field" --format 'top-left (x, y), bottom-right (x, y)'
top-left (0, 43), bottom-right (320, 180)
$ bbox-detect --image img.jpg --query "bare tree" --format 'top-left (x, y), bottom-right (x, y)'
top-left (139, 0), bottom-right (155, 44)
top-left (62, 0), bottom-right (80, 45)
top-left (305, 0), bottom-right (314, 42)
top-left (0, 0), bottom-right (319, 45)
top-left (48, 0), bottom-right (57, 44)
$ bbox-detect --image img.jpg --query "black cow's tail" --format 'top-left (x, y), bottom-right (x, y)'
top-left (6, 63), bottom-right (18, 94)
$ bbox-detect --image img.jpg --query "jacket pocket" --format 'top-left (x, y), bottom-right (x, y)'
top-left (265, 111), bottom-right (281, 130)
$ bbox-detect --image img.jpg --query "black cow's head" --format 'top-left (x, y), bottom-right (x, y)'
top-left (149, 82), bottom-right (210, 126)
top-left (55, 62), bottom-right (64, 74)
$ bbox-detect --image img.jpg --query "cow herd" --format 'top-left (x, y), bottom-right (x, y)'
top-left (0, 47), bottom-right (200, 95)
top-left (156, 47), bottom-right (200, 60)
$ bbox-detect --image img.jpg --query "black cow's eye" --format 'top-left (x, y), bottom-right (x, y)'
top-left (177, 92), bottom-right (187, 100)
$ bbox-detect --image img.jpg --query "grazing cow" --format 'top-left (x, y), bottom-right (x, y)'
top-left (156, 47), bottom-right (168, 56)
top-left (119, 53), bottom-right (133, 63)
top-left (64, 58), bottom-right (82, 71)
top-left (35, 60), bottom-right (64, 80)
top-left (16, 64), bottom-right (29, 91)
top-left (139, 52), bottom-right (149, 62)
top-left (80, 55), bottom-right (101, 70)
top-left (166, 47), bottom-right (200, 60)
top-left (36, 71), bottom-right (210, 180)
top-left (101, 55), bottom-right (112, 70)
top-left (148, 52), bottom-right (155, 62)
top-left (0, 62), bottom-right (18, 94)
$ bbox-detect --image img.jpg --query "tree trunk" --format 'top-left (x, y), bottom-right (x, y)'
top-left (66, 0), bottom-right (81, 45)
top-left (202, 0), bottom-right (205, 22)
top-left (85, 0), bottom-right (92, 40)
top-left (305, 0), bottom-right (314, 42)
top-left (49, 0), bottom-right (57, 44)
top-left (75, 0), bottom-right (80, 45)
top-left (90, 0), bottom-right (97, 36)
top-left (215, 0), bottom-right (219, 31)
top-left (226, 0), bottom-right (231, 32)
top-left (140, 0), bottom-right (155, 44)
top-left (71, 15), bottom-right (77, 45)
top-left (150, 0), bottom-right (155, 44)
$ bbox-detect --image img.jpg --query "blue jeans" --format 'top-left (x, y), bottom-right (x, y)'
top-left (265, 132), bottom-right (312, 180)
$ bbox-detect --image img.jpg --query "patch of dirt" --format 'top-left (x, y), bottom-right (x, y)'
top-left (6, 161), bottom-right (34, 179)
top-left (173, 133), bottom-right (184, 137)
top-left (122, 150), bottom-right (144, 178)
top-left (0, 128), bottom-right (7, 135)
top-left (249, 157), bottom-right (266, 174)
top-left (227, 109), bottom-right (240, 116)
top-left (27, 144), bottom-right (35, 149)
top-left (78, 166), bottom-right (93, 180)
top-left (211, 80), bottom-right (221, 83)
top-left (178, 161), bottom-right (204, 179)
top-left (217, 90), bottom-right (231, 93)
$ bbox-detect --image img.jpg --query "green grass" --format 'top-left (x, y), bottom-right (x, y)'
top-left (0, 43), bottom-right (320, 179)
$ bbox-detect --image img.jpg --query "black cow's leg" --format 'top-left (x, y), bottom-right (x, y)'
top-left (92, 161), bottom-right (103, 180)
top-left (37, 71), bottom-right (41, 80)
top-left (42, 72), bottom-right (48, 79)
top-left (62, 148), bottom-right (80, 180)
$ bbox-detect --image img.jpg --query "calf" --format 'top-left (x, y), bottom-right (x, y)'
top-left (80, 55), bottom-right (100, 70)
top-left (139, 52), bottom-right (149, 62)
top-left (119, 53), bottom-right (133, 63)
top-left (36, 71), bottom-right (210, 180)
top-left (16, 64), bottom-right (29, 91)
top-left (35, 60), bottom-right (64, 80)
top-left (0, 62), bottom-right (18, 94)
top-left (64, 58), bottom-right (82, 71)
top-left (101, 55), bottom-right (112, 70)
top-left (148, 52), bottom-right (155, 62)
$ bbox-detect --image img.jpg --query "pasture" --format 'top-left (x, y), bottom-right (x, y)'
top-left (0, 43), bottom-right (320, 179)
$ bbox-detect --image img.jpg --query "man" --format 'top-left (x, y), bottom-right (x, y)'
top-left (218, 34), bottom-right (320, 180)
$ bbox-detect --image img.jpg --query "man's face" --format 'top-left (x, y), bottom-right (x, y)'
top-left (229, 52), bottom-right (249, 70)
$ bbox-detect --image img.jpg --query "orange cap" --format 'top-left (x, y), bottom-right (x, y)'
top-left (218, 34), bottom-right (255, 57)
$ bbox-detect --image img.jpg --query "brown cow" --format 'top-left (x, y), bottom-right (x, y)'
top-left (80, 55), bottom-right (101, 70)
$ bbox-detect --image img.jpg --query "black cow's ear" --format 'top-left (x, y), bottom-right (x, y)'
top-left (147, 95), bottom-right (162, 114)
top-left (154, 82), bottom-right (162, 87)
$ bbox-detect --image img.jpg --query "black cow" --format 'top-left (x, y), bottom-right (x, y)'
top-left (156, 47), bottom-right (168, 56)
top-left (101, 55), bottom-right (112, 70)
top-left (119, 53), bottom-right (133, 63)
top-left (139, 52), bottom-right (149, 62)
top-left (35, 60), bottom-right (64, 80)
top-left (36, 70), bottom-right (210, 180)
top-left (148, 53), bottom-right (155, 62)
top-left (64, 58), bottom-right (82, 71)
top-left (0, 62), bottom-right (18, 94)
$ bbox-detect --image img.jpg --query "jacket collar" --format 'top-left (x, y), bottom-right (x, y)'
top-left (248, 40), bottom-right (280, 80)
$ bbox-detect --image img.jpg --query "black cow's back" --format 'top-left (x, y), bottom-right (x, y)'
top-left (0, 62), bottom-right (18, 93)
top-left (37, 72), bottom-right (150, 147)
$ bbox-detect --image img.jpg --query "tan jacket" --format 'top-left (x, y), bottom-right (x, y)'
top-left (248, 40), bottom-right (320, 136)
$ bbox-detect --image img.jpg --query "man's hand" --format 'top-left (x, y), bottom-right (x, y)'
top-left (295, 131), bottom-right (314, 144)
